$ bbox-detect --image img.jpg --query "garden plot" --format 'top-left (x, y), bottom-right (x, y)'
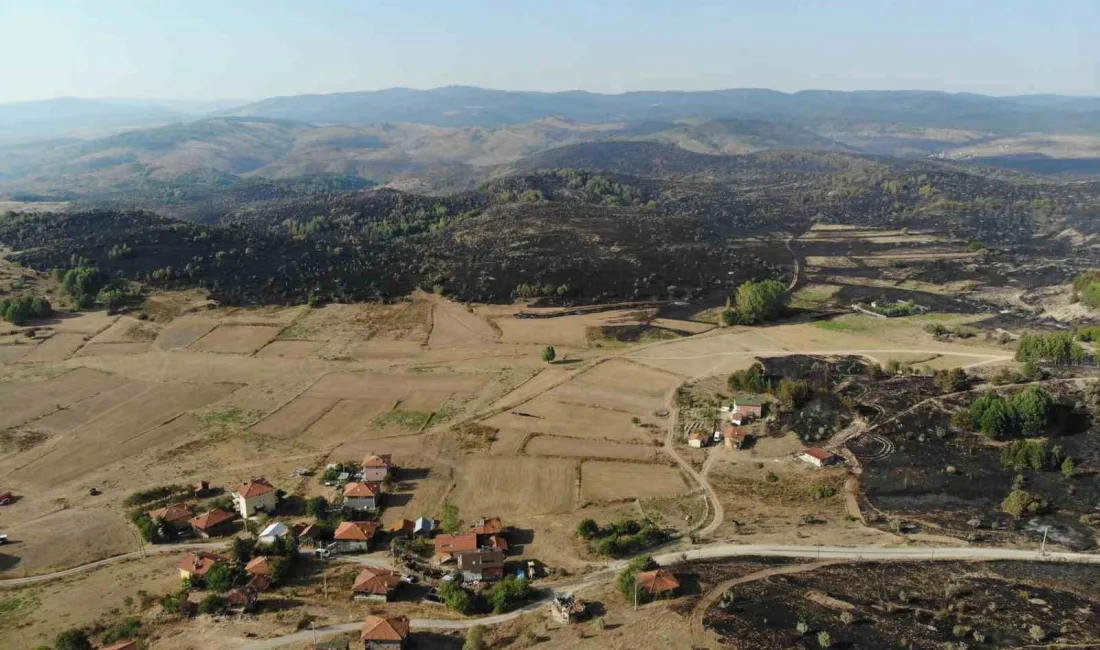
top-left (301, 399), bottom-right (393, 443)
top-left (251, 396), bottom-right (340, 438)
top-left (153, 314), bottom-right (218, 350)
top-left (8, 382), bottom-right (230, 484)
top-left (254, 340), bottom-right (323, 358)
top-left (580, 460), bottom-right (688, 502)
top-left (450, 456), bottom-right (576, 517)
top-left (483, 395), bottom-right (650, 443)
top-left (189, 324), bottom-right (281, 354)
top-left (17, 333), bottom-right (86, 363)
top-left (525, 435), bottom-right (661, 462)
top-left (428, 300), bottom-right (498, 347)
top-left (0, 343), bottom-right (32, 363)
top-left (74, 342), bottom-right (151, 357)
top-left (0, 367), bottom-right (121, 430)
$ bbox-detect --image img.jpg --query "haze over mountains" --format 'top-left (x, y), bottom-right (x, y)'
top-left (2, 86), bottom-right (1100, 205)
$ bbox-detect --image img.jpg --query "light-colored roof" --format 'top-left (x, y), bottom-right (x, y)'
top-left (245, 556), bottom-right (275, 575)
top-left (177, 551), bottom-right (229, 576)
top-left (334, 520), bottom-right (379, 541)
top-left (147, 502), bottom-right (193, 523)
top-left (434, 533), bottom-right (478, 555)
top-left (259, 521), bottom-right (290, 538)
top-left (361, 615), bottom-right (410, 642)
top-left (343, 481), bottom-right (381, 498)
top-left (352, 567), bottom-right (402, 595)
top-left (189, 508), bottom-right (234, 531)
top-left (235, 478), bottom-right (275, 498)
top-left (362, 454), bottom-right (393, 468)
top-left (803, 447), bottom-right (837, 461)
top-left (636, 568), bottom-right (680, 594)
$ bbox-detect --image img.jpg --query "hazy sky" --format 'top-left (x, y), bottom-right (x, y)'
top-left (1, 0), bottom-right (1096, 103)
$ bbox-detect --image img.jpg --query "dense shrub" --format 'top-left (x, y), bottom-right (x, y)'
top-left (735, 279), bottom-right (788, 324)
top-left (616, 554), bottom-right (658, 603)
top-left (488, 575), bottom-right (534, 613)
top-left (1015, 332), bottom-right (1092, 365)
top-left (0, 295), bottom-right (52, 324)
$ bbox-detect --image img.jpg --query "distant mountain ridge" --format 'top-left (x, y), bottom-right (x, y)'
top-left (223, 86), bottom-right (1100, 133)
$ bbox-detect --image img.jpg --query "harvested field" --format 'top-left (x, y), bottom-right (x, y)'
top-left (574, 359), bottom-right (680, 397)
top-left (345, 340), bottom-right (425, 359)
top-left (804, 255), bottom-right (858, 268)
top-left (74, 342), bottom-right (151, 357)
top-left (305, 370), bottom-right (489, 402)
top-left (88, 315), bottom-right (160, 343)
top-left (581, 460), bottom-right (688, 502)
top-left (547, 382), bottom-right (666, 416)
top-left (0, 344), bottom-right (32, 363)
top-left (302, 399), bottom-right (392, 442)
top-left (17, 333), bottom-right (85, 363)
top-left (217, 305), bottom-right (305, 326)
top-left (251, 396), bottom-right (340, 438)
top-left (254, 339), bottom-right (323, 358)
top-left (153, 315), bottom-right (217, 350)
top-left (46, 311), bottom-right (117, 335)
top-left (0, 509), bottom-right (134, 579)
top-left (429, 300), bottom-right (498, 347)
top-left (525, 435), bottom-right (661, 462)
top-left (189, 324), bottom-right (281, 354)
top-left (8, 382), bottom-right (230, 483)
top-left (487, 429), bottom-right (530, 455)
top-left (483, 396), bottom-right (651, 443)
top-left (450, 456), bottom-right (576, 517)
top-left (0, 367), bottom-right (121, 430)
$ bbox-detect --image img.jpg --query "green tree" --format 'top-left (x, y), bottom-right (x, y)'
top-left (203, 563), bottom-right (235, 593)
top-left (541, 345), bottom-right (556, 364)
top-left (54, 629), bottom-right (93, 650)
top-left (735, 279), bottom-right (788, 324)
top-left (231, 537), bottom-right (255, 565)
top-left (777, 378), bottom-right (812, 409)
top-left (727, 363), bottom-right (770, 393)
top-left (1062, 456), bottom-right (1076, 478)
top-left (934, 368), bottom-right (969, 393)
top-left (305, 495), bottom-right (329, 518)
top-left (61, 266), bottom-right (107, 309)
top-left (1010, 386), bottom-right (1053, 436)
top-left (198, 593), bottom-right (227, 615)
top-left (969, 391), bottom-right (1015, 440)
top-left (439, 580), bottom-right (475, 614)
top-left (576, 518), bottom-right (600, 539)
top-left (616, 554), bottom-right (657, 603)
top-left (463, 625), bottom-right (486, 650)
top-left (488, 575), bottom-right (533, 613)
top-left (441, 501), bottom-right (462, 534)
top-left (719, 308), bottom-right (738, 326)
top-left (817, 631), bottom-right (833, 648)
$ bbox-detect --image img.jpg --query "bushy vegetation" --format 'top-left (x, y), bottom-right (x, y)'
top-left (966, 386), bottom-right (1055, 440)
top-left (124, 484), bottom-right (192, 507)
top-left (616, 554), bottom-right (658, 603)
top-left (1072, 271), bottom-right (1100, 308)
top-left (1000, 440), bottom-right (1066, 471)
top-left (1014, 332), bottom-right (1092, 365)
top-left (577, 518), bottom-right (668, 558)
top-left (0, 295), bottom-right (52, 325)
top-left (487, 575), bottom-right (534, 614)
top-left (933, 367), bottom-right (970, 393)
top-left (860, 299), bottom-right (923, 317)
top-left (438, 580), bottom-right (476, 614)
top-left (1002, 488), bottom-right (1051, 518)
top-left (727, 362), bottom-right (773, 393)
top-left (732, 279), bottom-right (789, 325)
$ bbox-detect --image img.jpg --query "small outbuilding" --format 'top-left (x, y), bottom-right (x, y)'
top-left (258, 521), bottom-right (291, 545)
top-left (800, 447), bottom-right (840, 468)
top-left (688, 432), bottom-right (710, 449)
top-left (635, 568), bottom-right (680, 599)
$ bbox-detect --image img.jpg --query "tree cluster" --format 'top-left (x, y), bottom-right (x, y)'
top-left (966, 386), bottom-right (1055, 440)
top-left (576, 518), bottom-right (668, 558)
top-left (0, 295), bottom-right (52, 325)
top-left (731, 279), bottom-right (789, 325)
top-left (1015, 332), bottom-right (1092, 365)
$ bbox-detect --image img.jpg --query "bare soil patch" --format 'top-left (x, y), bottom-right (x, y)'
top-left (0, 344), bottom-right (33, 363)
top-left (17, 333), bottom-right (86, 363)
top-left (73, 342), bottom-right (151, 357)
top-left (153, 314), bottom-right (218, 350)
top-left (581, 460), bottom-right (689, 502)
top-left (450, 456), bottom-right (576, 517)
top-left (525, 435), bottom-right (662, 462)
top-left (189, 324), bottom-right (281, 354)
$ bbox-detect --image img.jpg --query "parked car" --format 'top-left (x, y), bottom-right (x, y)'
top-left (0, 534), bottom-right (9, 544)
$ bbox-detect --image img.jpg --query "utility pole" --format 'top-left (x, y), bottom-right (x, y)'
top-left (634, 579), bottom-right (639, 611)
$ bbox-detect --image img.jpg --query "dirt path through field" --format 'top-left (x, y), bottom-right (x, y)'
top-left (689, 560), bottom-right (843, 649)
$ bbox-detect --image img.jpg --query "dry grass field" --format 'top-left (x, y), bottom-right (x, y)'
top-left (450, 456), bottom-right (577, 517)
top-left (524, 435), bottom-right (662, 462)
top-left (580, 460), bottom-right (689, 502)
top-left (189, 324), bottom-right (281, 354)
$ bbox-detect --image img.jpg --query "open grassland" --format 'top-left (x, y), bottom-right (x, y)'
top-left (580, 460), bottom-right (689, 502)
top-left (524, 435), bottom-right (662, 462)
top-left (450, 456), bottom-right (576, 517)
top-left (188, 324), bottom-right (281, 354)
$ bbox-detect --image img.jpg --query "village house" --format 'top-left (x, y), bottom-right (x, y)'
top-left (343, 481), bottom-right (382, 510)
top-left (146, 502), bottom-right (194, 533)
top-left (413, 516), bottom-right (435, 537)
top-left (360, 615), bottom-right (410, 650)
top-left (226, 585), bottom-right (259, 612)
top-left (636, 568), bottom-right (680, 599)
top-left (258, 521), bottom-right (291, 545)
top-left (232, 477), bottom-right (277, 518)
top-left (722, 425), bottom-right (752, 450)
top-left (245, 556), bottom-right (275, 577)
top-left (295, 522), bottom-right (324, 546)
top-left (688, 431), bottom-right (710, 449)
top-left (800, 447), bottom-right (840, 468)
top-left (550, 593), bottom-right (587, 624)
top-left (432, 532), bottom-right (478, 565)
top-left (188, 508), bottom-right (235, 539)
top-left (352, 567), bottom-right (403, 602)
top-left (361, 454), bottom-right (393, 482)
top-left (456, 548), bottom-right (505, 582)
top-left (732, 397), bottom-right (765, 419)
top-left (333, 520), bottom-right (379, 552)
top-left (470, 517), bottom-right (509, 552)
top-left (177, 551), bottom-right (230, 581)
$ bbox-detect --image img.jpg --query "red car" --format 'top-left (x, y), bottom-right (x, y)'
top-left (0, 492), bottom-right (14, 505)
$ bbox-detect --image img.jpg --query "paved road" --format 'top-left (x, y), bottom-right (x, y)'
top-left (242, 543), bottom-right (1100, 649)
top-left (0, 541), bottom-right (228, 588)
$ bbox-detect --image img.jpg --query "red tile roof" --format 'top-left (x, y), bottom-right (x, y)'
top-left (177, 551), bottom-right (230, 577)
top-left (486, 533), bottom-right (509, 552)
top-left (334, 520), bottom-right (379, 541)
top-left (361, 615), bottom-right (410, 642)
top-left (434, 533), bottom-right (478, 555)
top-left (189, 508), bottom-right (234, 531)
top-left (636, 568), bottom-right (680, 595)
top-left (147, 502), bottom-right (193, 524)
top-left (235, 477), bottom-right (275, 498)
top-left (723, 425), bottom-right (749, 439)
top-left (470, 517), bottom-right (504, 535)
top-left (387, 519), bottom-right (415, 534)
top-left (362, 454), bottom-right (393, 468)
top-left (352, 567), bottom-right (402, 596)
top-left (245, 556), bottom-right (274, 575)
top-left (803, 447), bottom-right (837, 461)
top-left (343, 481), bottom-right (381, 498)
